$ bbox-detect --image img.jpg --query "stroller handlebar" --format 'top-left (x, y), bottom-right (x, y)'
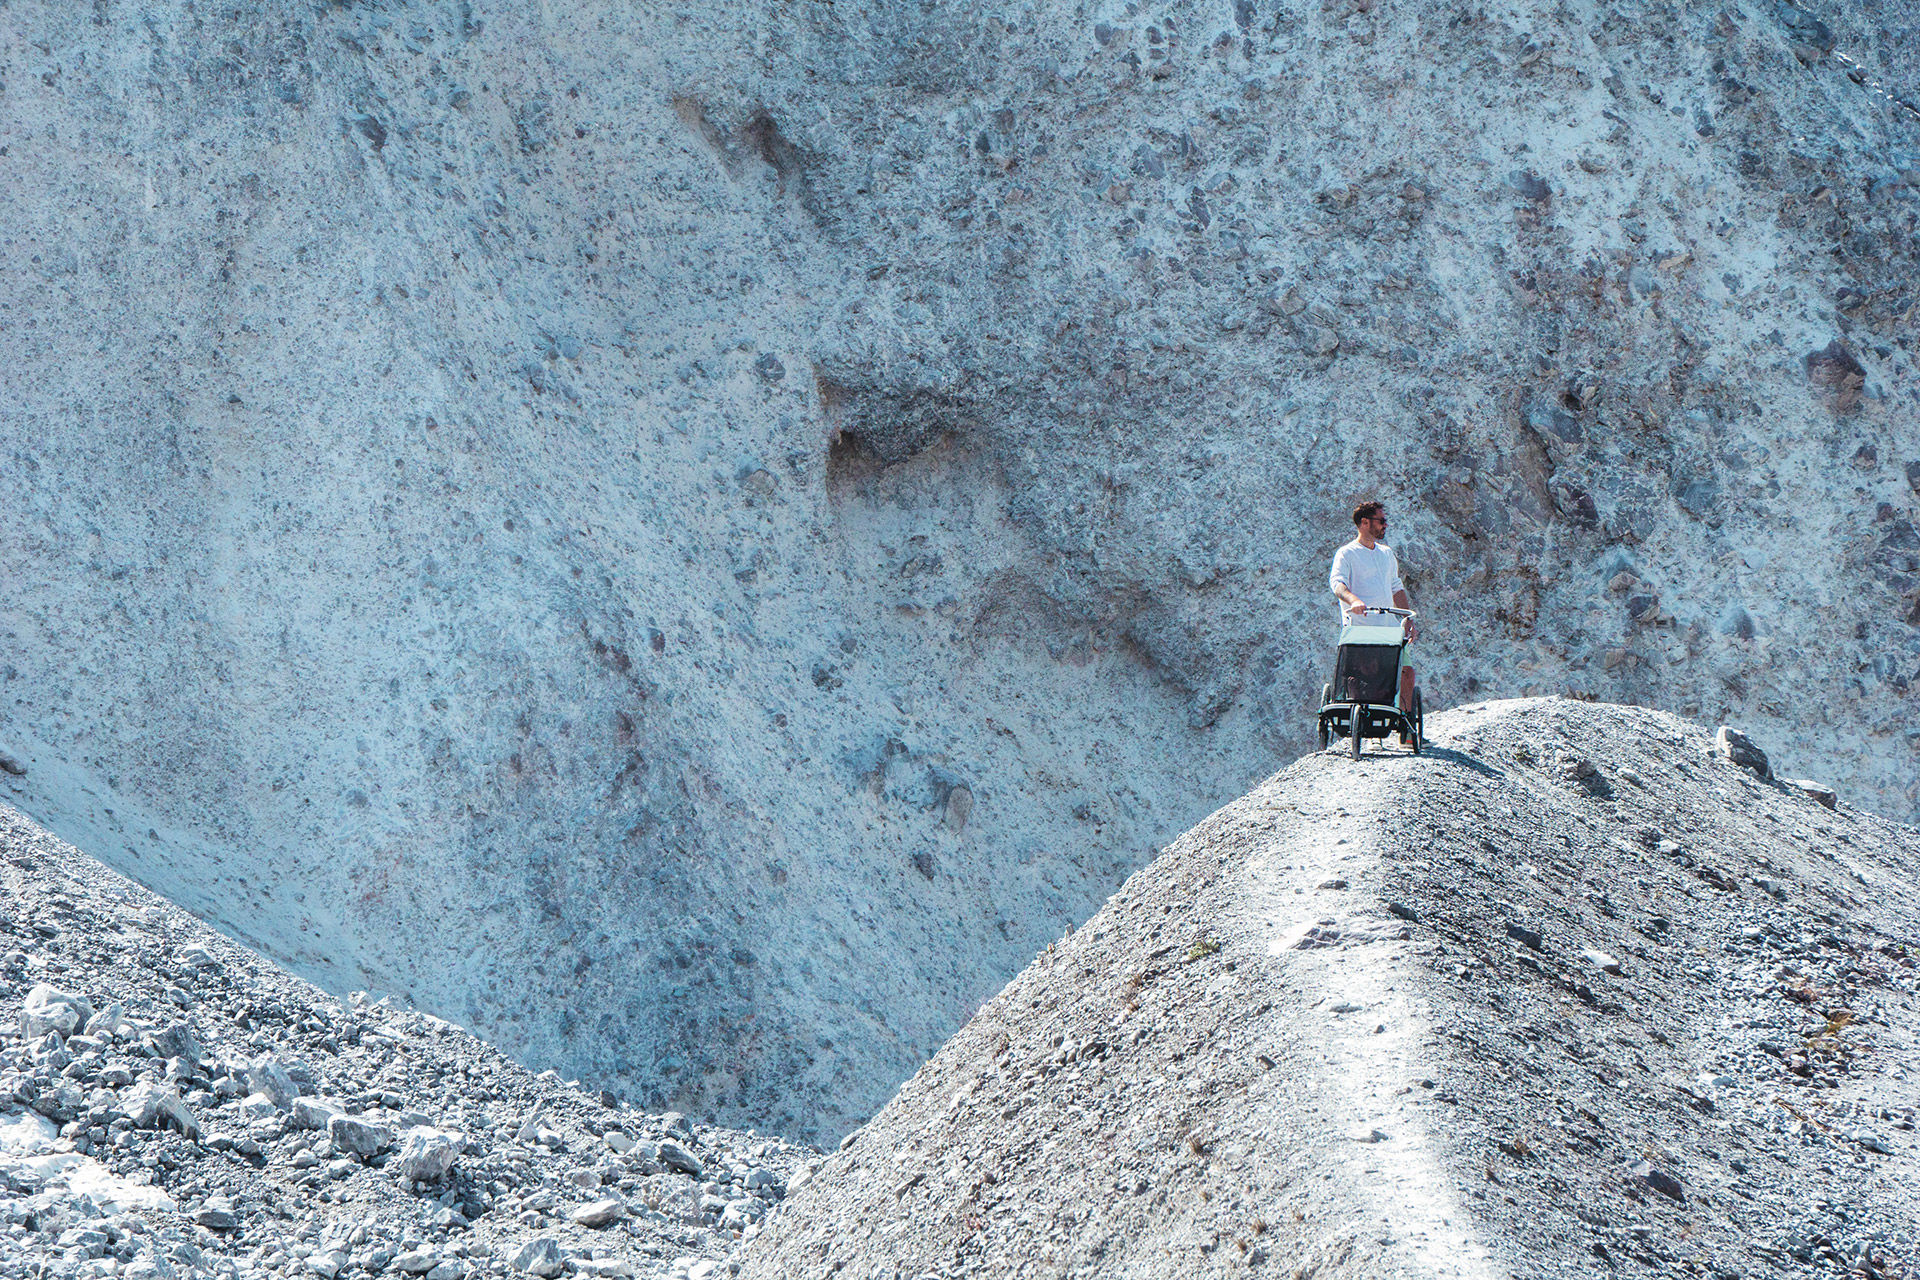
top-left (1351, 605), bottom-right (1418, 619)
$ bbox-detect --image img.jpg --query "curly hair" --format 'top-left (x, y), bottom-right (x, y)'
top-left (1351, 500), bottom-right (1385, 527)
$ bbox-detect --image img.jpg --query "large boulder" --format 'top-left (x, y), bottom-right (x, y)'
top-left (1713, 726), bottom-right (1772, 778)
top-left (122, 1081), bottom-right (201, 1140)
top-left (327, 1113), bottom-right (394, 1160)
top-left (244, 1057), bottom-right (300, 1110)
top-left (390, 1127), bottom-right (461, 1183)
top-left (20, 985), bottom-right (92, 1040)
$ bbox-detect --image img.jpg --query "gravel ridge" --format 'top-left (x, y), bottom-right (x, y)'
top-left (0, 804), bottom-right (821, 1280)
top-left (739, 699), bottom-right (1920, 1278)
top-left (8, 0), bottom-right (1920, 1142)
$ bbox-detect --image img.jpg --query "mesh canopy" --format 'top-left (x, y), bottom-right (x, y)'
top-left (1333, 644), bottom-right (1400, 706)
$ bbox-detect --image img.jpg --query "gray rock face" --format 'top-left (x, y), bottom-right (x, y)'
top-left (2, 0), bottom-right (1918, 1142)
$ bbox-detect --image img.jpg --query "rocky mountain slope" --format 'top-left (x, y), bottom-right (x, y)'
top-left (741, 700), bottom-right (1920, 1278)
top-left (4, 0), bottom-right (1919, 1137)
top-left (0, 803), bottom-right (817, 1280)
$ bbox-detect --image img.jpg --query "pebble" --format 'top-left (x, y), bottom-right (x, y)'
top-left (0, 820), bottom-right (814, 1280)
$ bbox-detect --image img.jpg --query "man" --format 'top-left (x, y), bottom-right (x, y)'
top-left (1329, 500), bottom-right (1417, 739)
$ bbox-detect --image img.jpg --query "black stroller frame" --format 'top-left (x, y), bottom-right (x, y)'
top-left (1316, 606), bottom-right (1423, 757)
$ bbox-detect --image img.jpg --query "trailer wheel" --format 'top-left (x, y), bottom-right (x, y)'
top-left (1409, 688), bottom-right (1423, 755)
top-left (1349, 708), bottom-right (1365, 759)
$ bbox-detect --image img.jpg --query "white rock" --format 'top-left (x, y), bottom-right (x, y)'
top-left (1580, 948), bottom-right (1624, 975)
top-left (569, 1197), bottom-right (628, 1228)
top-left (176, 945), bottom-right (220, 970)
top-left (20, 985), bottom-right (92, 1040)
top-left (391, 1127), bottom-right (461, 1182)
top-left (306, 1250), bottom-right (349, 1279)
top-left (291, 1097), bottom-right (345, 1130)
top-left (245, 1057), bottom-right (300, 1110)
top-left (121, 1081), bottom-right (200, 1140)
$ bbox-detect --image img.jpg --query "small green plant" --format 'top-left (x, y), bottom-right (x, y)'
top-left (1514, 745), bottom-right (1538, 764)
top-left (1187, 935), bottom-right (1221, 961)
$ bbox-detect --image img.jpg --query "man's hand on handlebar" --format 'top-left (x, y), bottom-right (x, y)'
top-left (1345, 604), bottom-right (1418, 642)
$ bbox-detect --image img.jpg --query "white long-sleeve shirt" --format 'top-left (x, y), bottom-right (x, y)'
top-left (1329, 538), bottom-right (1405, 625)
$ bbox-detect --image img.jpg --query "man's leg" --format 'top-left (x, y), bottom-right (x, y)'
top-left (1400, 665), bottom-right (1416, 743)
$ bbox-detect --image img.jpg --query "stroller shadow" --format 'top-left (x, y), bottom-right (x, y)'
top-left (1418, 744), bottom-right (1505, 779)
top-left (1338, 742), bottom-right (1504, 779)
